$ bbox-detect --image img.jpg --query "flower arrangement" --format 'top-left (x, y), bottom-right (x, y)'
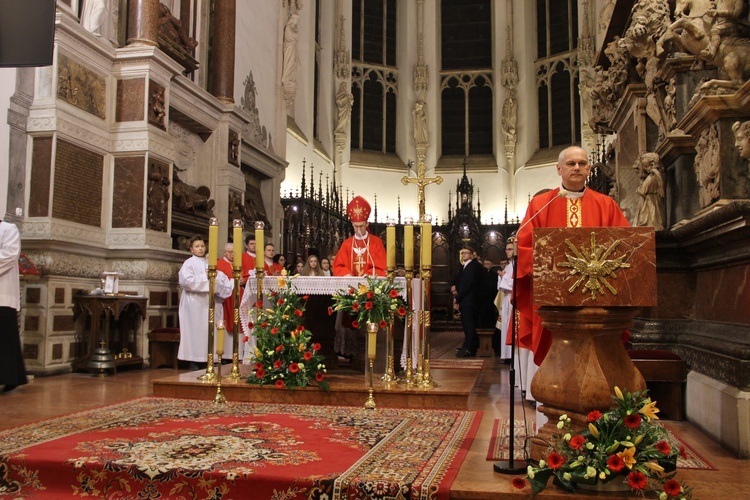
top-left (515, 387), bottom-right (692, 499)
top-left (246, 277), bottom-right (329, 391)
top-left (329, 276), bottom-right (408, 328)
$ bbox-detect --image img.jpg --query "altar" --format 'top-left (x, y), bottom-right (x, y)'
top-left (240, 276), bottom-right (409, 373)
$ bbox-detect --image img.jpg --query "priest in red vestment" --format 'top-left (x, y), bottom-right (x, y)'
top-left (216, 243), bottom-right (236, 332)
top-left (333, 196), bottom-right (387, 277)
top-left (515, 146), bottom-right (630, 366)
top-left (241, 234), bottom-right (256, 283)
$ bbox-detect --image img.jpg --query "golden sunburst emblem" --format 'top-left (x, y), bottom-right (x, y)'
top-left (557, 232), bottom-right (631, 300)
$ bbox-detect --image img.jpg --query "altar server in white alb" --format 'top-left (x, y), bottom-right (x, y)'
top-left (0, 219), bottom-right (28, 393)
top-left (177, 235), bottom-right (232, 368)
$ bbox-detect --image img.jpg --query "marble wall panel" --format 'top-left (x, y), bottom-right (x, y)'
top-left (533, 226), bottom-right (656, 307)
top-left (53, 140), bottom-right (103, 227)
top-left (113, 156), bottom-right (145, 228)
top-left (29, 137), bottom-right (53, 217)
top-left (116, 78), bottom-right (145, 122)
top-left (695, 263), bottom-right (750, 324)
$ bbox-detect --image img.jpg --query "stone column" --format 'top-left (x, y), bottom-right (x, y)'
top-left (210, 0), bottom-right (236, 104)
top-left (127, 0), bottom-right (159, 47)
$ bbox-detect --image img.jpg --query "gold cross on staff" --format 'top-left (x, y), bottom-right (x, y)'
top-left (401, 161), bottom-right (443, 222)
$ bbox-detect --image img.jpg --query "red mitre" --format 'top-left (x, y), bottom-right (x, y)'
top-left (347, 196), bottom-right (371, 223)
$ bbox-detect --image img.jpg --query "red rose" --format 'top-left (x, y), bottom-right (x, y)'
top-left (655, 440), bottom-right (671, 455)
top-left (247, 322), bottom-right (254, 329)
top-left (328, 306), bottom-right (334, 316)
top-left (254, 362), bottom-right (263, 370)
top-left (366, 291), bottom-right (374, 299)
top-left (587, 410), bottom-right (602, 422)
top-left (606, 454), bottom-right (625, 472)
top-left (277, 298), bottom-right (285, 305)
top-left (379, 320), bottom-right (388, 329)
top-left (315, 372), bottom-right (324, 382)
top-left (275, 379), bottom-right (285, 388)
top-left (261, 321), bottom-right (269, 327)
top-left (302, 295), bottom-right (309, 301)
top-left (351, 320), bottom-right (360, 328)
top-left (664, 479), bottom-right (681, 497)
top-left (304, 351), bottom-right (313, 360)
top-left (255, 300), bottom-right (263, 308)
top-left (275, 345), bottom-right (284, 353)
top-left (365, 301), bottom-right (374, 310)
top-left (569, 435), bottom-right (586, 450)
top-left (546, 452), bottom-right (565, 470)
top-left (294, 309), bottom-right (303, 317)
top-left (289, 363), bottom-right (300, 373)
top-left (624, 414), bottom-right (642, 429)
top-left (389, 289), bottom-right (399, 298)
top-left (270, 290), bottom-right (278, 296)
top-left (512, 478), bottom-right (526, 490)
top-left (243, 335), bottom-right (249, 342)
top-left (296, 325), bottom-right (304, 332)
top-left (397, 307), bottom-right (407, 317)
top-left (352, 302), bottom-right (360, 311)
top-left (348, 287), bottom-right (355, 294)
top-left (627, 471), bottom-right (647, 490)
top-left (274, 360), bottom-right (283, 369)
top-left (270, 327), bottom-right (279, 335)
top-left (256, 368), bottom-right (265, 378)
top-left (313, 343), bottom-right (321, 351)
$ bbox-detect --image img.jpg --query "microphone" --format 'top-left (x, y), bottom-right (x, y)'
top-left (513, 189), bottom-right (568, 253)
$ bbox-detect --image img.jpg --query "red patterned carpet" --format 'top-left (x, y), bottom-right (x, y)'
top-left (0, 397), bottom-right (480, 499)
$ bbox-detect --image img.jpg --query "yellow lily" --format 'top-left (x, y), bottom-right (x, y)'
top-left (640, 400), bottom-right (660, 421)
top-left (254, 346), bottom-right (261, 357)
top-left (614, 386), bottom-right (624, 399)
top-left (617, 446), bottom-right (637, 469)
top-left (278, 278), bottom-right (286, 287)
top-left (643, 461), bottom-right (665, 474)
top-left (588, 423), bottom-right (599, 439)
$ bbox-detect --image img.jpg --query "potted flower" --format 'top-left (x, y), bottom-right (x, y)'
top-left (246, 277), bottom-right (329, 391)
top-left (514, 387), bottom-right (692, 499)
top-left (329, 276), bottom-right (408, 330)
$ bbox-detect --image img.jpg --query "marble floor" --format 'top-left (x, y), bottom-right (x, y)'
top-left (2, 344), bottom-right (745, 499)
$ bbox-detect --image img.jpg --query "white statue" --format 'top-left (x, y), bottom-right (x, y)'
top-left (412, 100), bottom-right (428, 147)
top-left (633, 152), bottom-right (665, 230)
top-left (80, 0), bottom-right (109, 37)
top-left (281, 13), bottom-right (300, 91)
top-left (334, 82), bottom-right (354, 136)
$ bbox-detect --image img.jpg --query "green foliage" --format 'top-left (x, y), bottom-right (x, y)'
top-left (329, 276), bottom-right (408, 328)
top-left (246, 277), bottom-right (329, 392)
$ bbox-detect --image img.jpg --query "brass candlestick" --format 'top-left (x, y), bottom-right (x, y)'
top-left (228, 265), bottom-right (242, 381)
top-left (214, 321), bottom-right (227, 404)
top-left (199, 266), bottom-right (218, 382)
top-left (399, 268), bottom-right (415, 385)
top-left (364, 322), bottom-right (378, 409)
top-left (418, 266), bottom-right (437, 389)
top-left (381, 270), bottom-right (398, 383)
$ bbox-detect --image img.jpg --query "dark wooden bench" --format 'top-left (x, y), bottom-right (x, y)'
top-left (148, 328), bottom-right (180, 369)
top-left (628, 349), bottom-right (688, 420)
top-left (477, 328), bottom-right (495, 357)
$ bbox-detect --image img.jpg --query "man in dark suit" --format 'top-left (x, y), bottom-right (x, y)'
top-left (454, 247), bottom-right (484, 358)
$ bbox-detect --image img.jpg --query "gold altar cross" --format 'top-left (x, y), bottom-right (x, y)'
top-left (401, 162), bottom-right (443, 222)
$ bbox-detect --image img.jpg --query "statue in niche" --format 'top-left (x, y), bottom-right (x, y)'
top-left (149, 86), bottom-right (166, 128)
top-left (158, 3), bottom-right (198, 52)
top-left (633, 152), bottom-right (665, 230)
top-left (229, 191), bottom-right (253, 224)
top-left (147, 163), bottom-right (170, 232)
top-left (172, 172), bottom-right (214, 215)
top-left (413, 100), bottom-right (429, 147)
top-left (502, 97), bottom-right (517, 146)
top-left (732, 120), bottom-right (750, 160)
top-left (334, 82), bottom-right (354, 137)
top-left (664, 77), bottom-right (678, 132)
top-left (694, 125), bottom-right (721, 207)
top-left (80, 0), bottom-right (110, 38)
top-left (281, 13), bottom-right (300, 93)
top-left (228, 132), bottom-right (240, 165)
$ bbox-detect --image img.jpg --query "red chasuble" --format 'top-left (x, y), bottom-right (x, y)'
top-left (514, 188), bottom-right (630, 365)
top-left (216, 257), bottom-right (235, 332)
top-left (241, 252), bottom-right (256, 282)
top-left (333, 234), bottom-right (387, 277)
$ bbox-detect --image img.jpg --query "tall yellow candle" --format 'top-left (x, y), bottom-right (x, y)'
top-left (233, 221), bottom-right (243, 269)
top-left (403, 221), bottom-right (413, 270)
top-left (421, 221), bottom-right (432, 267)
top-left (208, 218), bottom-right (218, 267)
top-left (216, 320), bottom-right (225, 357)
top-left (255, 223), bottom-right (264, 271)
top-left (386, 223), bottom-right (396, 269)
top-left (368, 330), bottom-right (377, 358)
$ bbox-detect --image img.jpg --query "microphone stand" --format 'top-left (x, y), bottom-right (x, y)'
top-left (493, 244), bottom-right (526, 474)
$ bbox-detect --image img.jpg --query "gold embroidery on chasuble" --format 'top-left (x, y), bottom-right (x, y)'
top-left (352, 238), bottom-right (368, 276)
top-left (567, 198), bottom-right (582, 228)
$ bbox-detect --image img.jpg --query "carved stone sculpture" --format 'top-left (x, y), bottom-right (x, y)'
top-left (732, 120), bottom-right (750, 160)
top-left (633, 152), bottom-right (665, 230)
top-left (158, 3), bottom-right (197, 52)
top-left (172, 173), bottom-right (214, 215)
top-left (694, 124), bottom-right (721, 207)
top-left (80, 0), bottom-right (109, 38)
top-left (281, 12), bottom-right (300, 107)
top-left (334, 82), bottom-right (354, 137)
top-left (147, 163), bottom-right (170, 232)
top-left (413, 100), bottom-right (428, 147)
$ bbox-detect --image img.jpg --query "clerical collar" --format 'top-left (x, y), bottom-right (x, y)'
top-left (247, 251), bottom-right (256, 257)
top-left (354, 231), bottom-right (369, 241)
top-left (561, 185), bottom-right (586, 199)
